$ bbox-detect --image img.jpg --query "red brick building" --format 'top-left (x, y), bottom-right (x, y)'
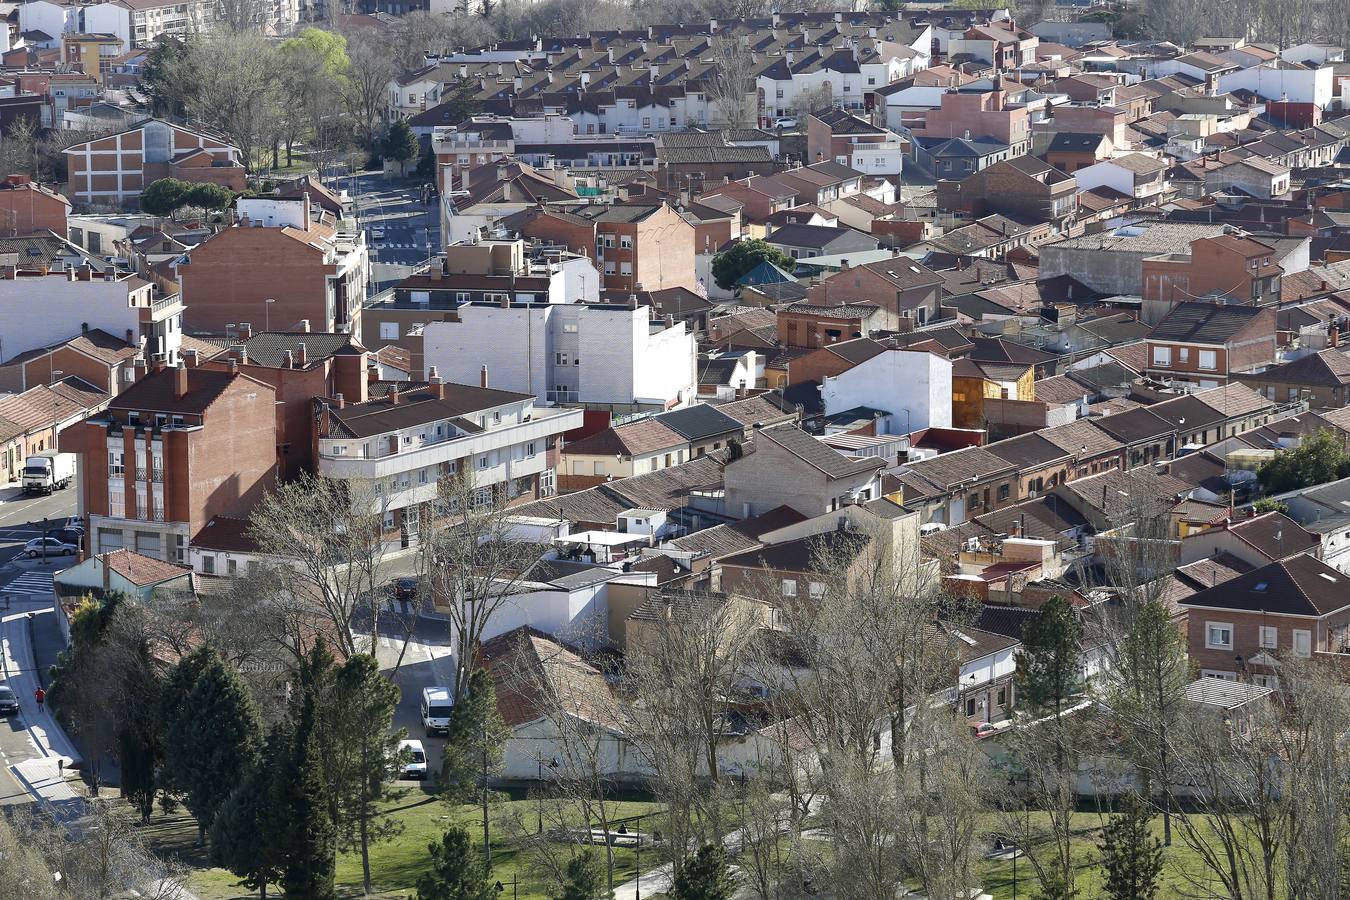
top-left (63, 117), bottom-right (245, 207)
top-left (1142, 234), bottom-right (1283, 306)
top-left (64, 363), bottom-right (278, 562)
top-left (1144, 302), bottom-right (1279, 388)
top-left (518, 201), bottom-right (696, 293)
top-left (0, 176), bottom-right (69, 235)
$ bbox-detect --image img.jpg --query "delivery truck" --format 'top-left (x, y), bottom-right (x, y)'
top-left (22, 450), bottom-right (77, 495)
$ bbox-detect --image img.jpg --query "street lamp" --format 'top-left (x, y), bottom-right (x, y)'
top-left (264, 297), bottom-right (275, 332)
top-left (536, 756), bottom-right (558, 833)
top-left (42, 368), bottom-right (62, 568)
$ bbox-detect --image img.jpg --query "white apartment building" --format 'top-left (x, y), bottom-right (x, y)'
top-left (316, 378), bottom-right (583, 543)
top-left (822, 348), bottom-right (954, 435)
top-left (422, 301), bottom-right (696, 412)
top-left (21, 0), bottom-right (296, 51)
top-left (0, 268), bottom-right (183, 366)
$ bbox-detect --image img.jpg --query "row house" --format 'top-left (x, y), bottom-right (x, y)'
top-left (314, 378), bottom-right (583, 546)
top-left (1142, 235), bottom-right (1283, 309)
top-left (65, 362), bottom-right (278, 563)
top-left (1072, 152), bottom-right (1169, 202)
top-left (806, 108), bottom-right (908, 176)
top-left (947, 21), bottom-right (1038, 70)
top-left (934, 156), bottom-right (1077, 232)
top-left (1143, 302), bottom-right (1278, 389)
top-left (913, 82), bottom-right (1032, 157)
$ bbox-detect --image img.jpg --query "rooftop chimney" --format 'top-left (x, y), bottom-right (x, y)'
top-left (296, 342), bottom-right (307, 367)
top-left (233, 345), bottom-right (248, 366)
top-left (429, 366), bottom-right (446, 399)
top-left (182, 348), bottom-right (199, 367)
top-left (298, 319), bottom-right (310, 333)
top-left (228, 358), bottom-right (238, 375)
top-left (480, 365), bottom-right (489, 389)
top-left (151, 354), bottom-right (167, 374)
top-left (334, 392), bottom-right (345, 409)
top-left (133, 356), bottom-right (147, 379)
top-left (173, 363), bottom-right (189, 400)
top-left (390, 383), bottom-right (401, 406)
top-left (238, 323), bottom-right (252, 341)
top-left (283, 349), bottom-right (294, 368)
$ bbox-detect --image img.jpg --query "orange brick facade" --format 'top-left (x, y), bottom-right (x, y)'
top-left (65, 120), bottom-right (244, 208)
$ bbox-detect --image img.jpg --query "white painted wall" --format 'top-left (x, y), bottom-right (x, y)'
top-left (1218, 64), bottom-right (1334, 108)
top-left (822, 349), bottom-right (953, 433)
top-left (19, 1), bottom-right (72, 44)
top-left (82, 5), bottom-right (131, 51)
top-left (1072, 160), bottom-right (1136, 196)
top-left (0, 276), bottom-right (142, 362)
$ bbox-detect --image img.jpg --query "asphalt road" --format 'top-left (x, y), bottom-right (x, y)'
top-left (347, 171), bottom-right (442, 295)
top-left (0, 481), bottom-right (80, 569)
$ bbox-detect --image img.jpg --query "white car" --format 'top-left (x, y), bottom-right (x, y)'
top-left (24, 537), bottom-right (76, 558)
top-left (396, 739), bottom-right (427, 780)
top-left (370, 227), bottom-right (385, 241)
top-left (773, 117), bottom-right (798, 130)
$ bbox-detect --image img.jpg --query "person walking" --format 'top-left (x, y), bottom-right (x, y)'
top-left (33, 687), bottom-right (44, 711)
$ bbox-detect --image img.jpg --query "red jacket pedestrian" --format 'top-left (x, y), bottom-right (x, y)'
top-left (34, 688), bottom-right (45, 709)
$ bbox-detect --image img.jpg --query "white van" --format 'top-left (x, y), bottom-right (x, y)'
top-left (397, 739), bottom-right (428, 780)
top-left (421, 686), bottom-right (453, 735)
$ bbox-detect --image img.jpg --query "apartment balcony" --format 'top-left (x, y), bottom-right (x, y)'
top-left (317, 407), bottom-right (584, 480)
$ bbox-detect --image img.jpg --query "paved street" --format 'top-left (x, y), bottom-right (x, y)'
top-left (346, 171), bottom-right (441, 295)
top-left (0, 479), bottom-right (80, 568)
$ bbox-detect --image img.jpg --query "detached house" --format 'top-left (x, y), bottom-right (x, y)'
top-left (1145, 302), bottom-right (1278, 388)
top-left (724, 426), bottom-right (883, 518)
top-left (1179, 553), bottom-right (1350, 685)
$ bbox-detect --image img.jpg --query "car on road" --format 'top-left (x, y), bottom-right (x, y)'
top-left (772, 117), bottom-right (798, 129)
top-left (970, 722), bottom-right (999, 739)
top-left (396, 739), bottom-right (427, 780)
top-left (370, 227), bottom-right (385, 241)
top-left (23, 537), bottom-right (77, 558)
top-left (389, 577), bottom-right (417, 603)
top-left (46, 527), bottom-right (84, 548)
top-left (0, 686), bottom-right (17, 716)
top-left (421, 686), bottom-right (453, 736)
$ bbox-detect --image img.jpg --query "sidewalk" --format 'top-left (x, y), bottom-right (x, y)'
top-left (1, 609), bottom-right (81, 769)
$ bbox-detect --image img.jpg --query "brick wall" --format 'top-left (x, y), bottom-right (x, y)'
top-left (180, 228), bottom-right (333, 333)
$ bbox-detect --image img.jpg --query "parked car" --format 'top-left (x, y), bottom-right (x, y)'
top-left (370, 227), bottom-right (385, 241)
top-left (773, 117), bottom-right (798, 129)
top-left (46, 528), bottom-right (84, 548)
top-left (396, 739), bottom-right (428, 780)
top-left (970, 722), bottom-right (999, 739)
top-left (389, 577), bottom-right (418, 602)
top-left (24, 537), bottom-right (77, 558)
top-left (0, 686), bottom-right (17, 716)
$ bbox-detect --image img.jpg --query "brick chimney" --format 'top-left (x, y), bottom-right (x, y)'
top-left (333, 348), bottom-right (369, 404)
top-left (390, 383), bottom-right (401, 405)
top-left (334, 392), bottom-right (345, 409)
top-left (480, 365), bottom-right (489, 389)
top-left (296, 342), bottom-right (307, 367)
top-left (228, 358), bottom-right (238, 375)
top-left (238, 323), bottom-right (252, 341)
top-left (133, 356), bottom-right (147, 380)
top-left (151, 353), bottom-right (167, 374)
top-left (284, 350), bottom-right (294, 368)
top-left (173, 363), bottom-right (189, 400)
top-left (232, 345), bottom-right (248, 366)
top-left (182, 348), bottom-right (199, 367)
top-left (428, 366), bottom-right (445, 399)
top-left (298, 319), bottom-right (310, 333)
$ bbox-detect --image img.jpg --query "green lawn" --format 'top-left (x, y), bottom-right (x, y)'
top-left (119, 789), bottom-right (666, 900)
top-left (974, 811), bottom-right (1233, 899)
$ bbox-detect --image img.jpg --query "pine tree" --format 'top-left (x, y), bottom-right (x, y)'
top-left (1099, 794), bottom-right (1164, 900)
top-left (277, 639), bottom-right (338, 900)
top-left (211, 723), bottom-right (292, 898)
top-left (384, 119), bottom-right (420, 175)
top-left (118, 635), bottom-right (162, 824)
top-left (441, 667), bottom-right (506, 803)
top-left (557, 850), bottom-right (611, 900)
top-left (162, 652), bottom-right (263, 845)
top-left (671, 845), bottom-right (736, 900)
top-left (416, 826), bottom-right (496, 900)
top-left (329, 653), bottom-right (404, 895)
top-left (1016, 595), bottom-right (1084, 716)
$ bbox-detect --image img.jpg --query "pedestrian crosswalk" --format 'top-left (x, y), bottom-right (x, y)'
top-left (0, 571), bottom-right (53, 601)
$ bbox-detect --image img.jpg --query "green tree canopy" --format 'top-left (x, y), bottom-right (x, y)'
top-left (1098, 794), bottom-right (1165, 900)
top-left (710, 239), bottom-right (794, 290)
top-left (442, 667), bottom-right (507, 804)
top-left (557, 850), bottom-right (612, 900)
top-left (671, 845), bottom-right (736, 900)
top-left (162, 651), bottom-right (263, 845)
top-left (1256, 428), bottom-right (1350, 494)
top-left (1015, 595), bottom-right (1084, 715)
top-left (384, 119), bottom-right (421, 172)
top-left (211, 722), bottom-right (293, 898)
top-left (416, 826), bottom-right (496, 900)
top-left (140, 178), bottom-right (191, 217)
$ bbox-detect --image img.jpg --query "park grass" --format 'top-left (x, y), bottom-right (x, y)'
top-left (118, 788), bottom-right (665, 900)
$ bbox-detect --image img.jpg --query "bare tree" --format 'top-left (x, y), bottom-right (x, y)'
top-left (247, 471), bottom-right (392, 659)
top-left (623, 591), bottom-right (760, 869)
top-left (418, 471), bottom-right (553, 700)
top-left (704, 34), bottom-right (760, 129)
top-left (341, 28), bottom-right (399, 150)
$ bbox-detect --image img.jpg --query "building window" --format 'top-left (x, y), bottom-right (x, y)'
top-left (620, 236), bottom-right (633, 249)
top-left (109, 488), bottom-right (124, 518)
top-left (526, 442), bottom-right (536, 456)
top-left (109, 451), bottom-right (124, 476)
top-left (380, 322), bottom-right (399, 340)
top-left (555, 352), bottom-right (568, 365)
top-left (1206, 622), bottom-right (1233, 650)
top-left (780, 579), bottom-right (797, 598)
top-left (1198, 350), bottom-right (1217, 371)
top-left (620, 262), bottom-right (633, 275)
top-left (997, 687), bottom-right (1007, 706)
top-left (1259, 625), bottom-right (1278, 649)
top-left (202, 555), bottom-right (215, 574)
top-left (997, 484), bottom-right (1010, 501)
top-left (479, 454), bottom-right (489, 469)
top-left (809, 581), bottom-right (825, 599)
top-left (1293, 629), bottom-right (1312, 657)
top-left (1152, 346), bottom-right (1171, 367)
top-left (1179, 348), bottom-right (1190, 362)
